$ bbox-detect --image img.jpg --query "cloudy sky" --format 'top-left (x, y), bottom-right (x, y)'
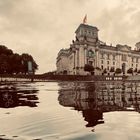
top-left (0, 0), bottom-right (140, 73)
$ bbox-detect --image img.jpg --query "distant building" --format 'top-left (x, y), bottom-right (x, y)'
top-left (56, 20), bottom-right (140, 75)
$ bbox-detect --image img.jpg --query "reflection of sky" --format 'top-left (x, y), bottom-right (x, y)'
top-left (95, 111), bottom-right (140, 140)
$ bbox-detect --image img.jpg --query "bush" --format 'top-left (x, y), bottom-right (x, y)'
top-left (103, 68), bottom-right (107, 74)
top-left (137, 70), bottom-right (140, 73)
top-left (134, 68), bottom-right (137, 73)
top-left (96, 67), bottom-right (101, 71)
top-left (115, 68), bottom-right (122, 74)
top-left (127, 68), bottom-right (133, 74)
top-left (84, 64), bottom-right (94, 72)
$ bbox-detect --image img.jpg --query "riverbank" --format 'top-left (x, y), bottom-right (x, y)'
top-left (0, 74), bottom-right (140, 82)
top-left (0, 74), bottom-right (128, 82)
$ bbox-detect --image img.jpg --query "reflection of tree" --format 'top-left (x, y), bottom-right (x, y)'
top-left (58, 81), bottom-right (140, 128)
top-left (0, 84), bottom-right (39, 108)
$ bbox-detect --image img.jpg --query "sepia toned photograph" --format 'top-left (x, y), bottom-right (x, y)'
top-left (0, 0), bottom-right (140, 140)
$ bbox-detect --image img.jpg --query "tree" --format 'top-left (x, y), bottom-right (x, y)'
top-left (0, 45), bottom-right (38, 74)
top-left (84, 64), bottom-right (94, 74)
top-left (21, 53), bottom-right (38, 74)
top-left (0, 45), bottom-right (13, 55)
top-left (0, 54), bottom-right (9, 74)
top-left (12, 53), bottom-right (22, 74)
top-left (115, 68), bottom-right (122, 74)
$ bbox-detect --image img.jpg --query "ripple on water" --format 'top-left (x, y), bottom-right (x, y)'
top-left (1, 82), bottom-right (140, 140)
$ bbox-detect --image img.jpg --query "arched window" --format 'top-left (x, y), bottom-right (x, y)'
top-left (87, 50), bottom-right (94, 57)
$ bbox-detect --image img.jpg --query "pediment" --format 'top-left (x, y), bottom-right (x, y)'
top-left (116, 44), bottom-right (131, 52)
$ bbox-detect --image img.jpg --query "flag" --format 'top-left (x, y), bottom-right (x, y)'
top-left (83, 14), bottom-right (87, 24)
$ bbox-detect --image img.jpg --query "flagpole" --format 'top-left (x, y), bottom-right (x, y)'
top-left (83, 14), bottom-right (87, 24)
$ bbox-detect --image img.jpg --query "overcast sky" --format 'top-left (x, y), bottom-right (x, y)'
top-left (0, 0), bottom-right (140, 73)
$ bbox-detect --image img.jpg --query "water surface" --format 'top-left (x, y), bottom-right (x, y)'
top-left (0, 81), bottom-right (140, 140)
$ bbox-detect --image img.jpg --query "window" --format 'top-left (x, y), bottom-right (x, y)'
top-left (136, 58), bottom-right (138, 63)
top-left (113, 55), bottom-right (115, 60)
top-left (132, 64), bottom-right (133, 67)
top-left (107, 66), bottom-right (109, 70)
top-left (89, 51), bottom-right (92, 57)
top-left (122, 54), bottom-right (127, 61)
top-left (87, 50), bottom-right (94, 57)
top-left (136, 64), bottom-right (138, 67)
top-left (110, 67), bottom-right (115, 72)
top-left (101, 53), bottom-right (104, 59)
top-left (132, 57), bottom-right (134, 62)
top-left (89, 61), bottom-right (93, 66)
top-left (113, 61), bottom-right (115, 65)
top-left (101, 60), bottom-right (104, 64)
top-left (107, 54), bottom-right (110, 59)
top-left (101, 65), bottom-right (104, 69)
top-left (107, 61), bottom-right (109, 64)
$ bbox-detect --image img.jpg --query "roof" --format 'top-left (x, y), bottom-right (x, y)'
top-left (75, 24), bottom-right (99, 33)
top-left (57, 48), bottom-right (70, 57)
top-left (99, 43), bottom-right (140, 55)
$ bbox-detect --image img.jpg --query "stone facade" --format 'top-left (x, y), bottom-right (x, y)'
top-left (56, 23), bottom-right (140, 75)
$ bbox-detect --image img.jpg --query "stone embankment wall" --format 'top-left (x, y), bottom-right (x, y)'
top-left (126, 75), bottom-right (140, 81)
top-left (0, 74), bottom-right (127, 82)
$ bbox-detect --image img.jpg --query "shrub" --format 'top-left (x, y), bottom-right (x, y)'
top-left (103, 68), bottom-right (107, 74)
top-left (127, 68), bottom-right (133, 74)
top-left (137, 70), bottom-right (140, 73)
top-left (115, 68), bottom-right (122, 74)
top-left (96, 67), bottom-right (101, 71)
top-left (134, 68), bottom-right (137, 73)
top-left (84, 64), bottom-right (94, 72)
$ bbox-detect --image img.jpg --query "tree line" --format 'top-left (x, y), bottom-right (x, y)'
top-left (0, 45), bottom-right (38, 74)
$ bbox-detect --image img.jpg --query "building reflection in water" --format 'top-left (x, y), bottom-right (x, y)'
top-left (0, 83), bottom-right (39, 108)
top-left (58, 82), bottom-right (140, 128)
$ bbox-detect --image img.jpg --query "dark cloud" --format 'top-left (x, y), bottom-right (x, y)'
top-left (0, 0), bottom-right (19, 13)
